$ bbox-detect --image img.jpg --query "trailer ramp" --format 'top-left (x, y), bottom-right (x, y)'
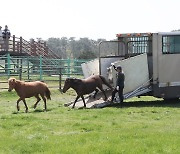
top-left (64, 89), bottom-right (113, 109)
top-left (65, 85), bottom-right (152, 109)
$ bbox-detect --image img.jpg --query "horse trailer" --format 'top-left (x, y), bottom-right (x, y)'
top-left (82, 32), bottom-right (180, 101)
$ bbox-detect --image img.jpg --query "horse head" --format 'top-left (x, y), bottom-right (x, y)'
top-left (8, 78), bottom-right (16, 92)
top-left (63, 78), bottom-right (73, 93)
top-left (107, 66), bottom-right (113, 84)
top-left (63, 78), bottom-right (81, 93)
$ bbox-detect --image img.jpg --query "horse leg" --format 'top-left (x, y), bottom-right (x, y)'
top-left (40, 94), bottom-right (47, 111)
top-left (22, 99), bottom-right (28, 113)
top-left (93, 88), bottom-right (99, 99)
top-left (16, 98), bottom-right (21, 111)
top-left (81, 95), bottom-right (86, 108)
top-left (102, 89), bottom-right (107, 101)
top-left (72, 95), bottom-right (80, 108)
top-left (98, 86), bottom-right (107, 101)
top-left (34, 95), bottom-right (41, 109)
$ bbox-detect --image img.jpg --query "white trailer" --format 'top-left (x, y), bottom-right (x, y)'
top-left (99, 32), bottom-right (180, 100)
top-left (67, 32), bottom-right (180, 108)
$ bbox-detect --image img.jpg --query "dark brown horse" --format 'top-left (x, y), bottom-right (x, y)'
top-left (8, 78), bottom-right (51, 112)
top-left (63, 75), bottom-right (112, 108)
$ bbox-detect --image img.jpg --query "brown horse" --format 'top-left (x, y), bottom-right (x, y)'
top-left (8, 78), bottom-right (51, 112)
top-left (63, 75), bottom-right (112, 108)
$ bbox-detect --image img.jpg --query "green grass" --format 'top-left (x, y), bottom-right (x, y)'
top-left (0, 90), bottom-right (179, 154)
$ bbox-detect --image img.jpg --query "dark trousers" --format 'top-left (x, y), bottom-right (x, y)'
top-left (111, 87), bottom-right (124, 104)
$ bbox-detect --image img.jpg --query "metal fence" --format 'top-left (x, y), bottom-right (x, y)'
top-left (0, 54), bottom-right (91, 90)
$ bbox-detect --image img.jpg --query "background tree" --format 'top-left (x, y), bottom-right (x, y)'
top-left (46, 37), bottom-right (107, 59)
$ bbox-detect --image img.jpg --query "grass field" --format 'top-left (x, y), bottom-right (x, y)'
top-left (0, 89), bottom-right (179, 154)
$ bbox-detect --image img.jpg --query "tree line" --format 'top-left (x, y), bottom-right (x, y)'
top-left (45, 37), bottom-right (107, 59)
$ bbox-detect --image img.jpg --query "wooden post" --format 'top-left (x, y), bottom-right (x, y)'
top-left (20, 37), bottom-right (22, 53)
top-left (17, 42), bottom-right (20, 53)
top-left (5, 34), bottom-right (9, 52)
top-left (44, 42), bottom-right (49, 56)
top-left (31, 39), bottom-right (36, 55)
top-left (13, 35), bottom-right (15, 52)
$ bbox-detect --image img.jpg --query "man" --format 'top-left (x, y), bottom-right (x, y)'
top-left (111, 64), bottom-right (125, 106)
top-left (2, 25), bottom-right (11, 51)
top-left (2, 25), bottom-right (11, 39)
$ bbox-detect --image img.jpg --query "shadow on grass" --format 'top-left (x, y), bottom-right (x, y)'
top-left (33, 108), bottom-right (53, 113)
top-left (11, 108), bottom-right (54, 114)
top-left (106, 99), bottom-right (180, 108)
top-left (12, 111), bottom-right (19, 114)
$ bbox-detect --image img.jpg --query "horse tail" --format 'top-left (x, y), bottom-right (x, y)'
top-left (45, 87), bottom-right (51, 100)
top-left (99, 75), bottom-right (113, 89)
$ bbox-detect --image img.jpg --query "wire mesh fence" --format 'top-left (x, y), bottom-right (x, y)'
top-left (0, 54), bottom-right (91, 90)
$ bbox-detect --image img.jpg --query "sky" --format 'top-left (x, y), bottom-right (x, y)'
top-left (1, 0), bottom-right (180, 41)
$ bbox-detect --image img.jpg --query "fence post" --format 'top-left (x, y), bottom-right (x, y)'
top-left (19, 66), bottom-right (22, 80)
top-left (59, 68), bottom-right (62, 92)
top-left (31, 39), bottom-right (36, 55)
top-left (39, 55), bottom-right (43, 81)
top-left (7, 53), bottom-right (11, 78)
top-left (13, 35), bottom-right (15, 52)
top-left (67, 58), bottom-right (70, 77)
top-left (27, 57), bottom-right (30, 80)
top-left (20, 37), bottom-right (22, 53)
top-left (5, 34), bottom-right (9, 51)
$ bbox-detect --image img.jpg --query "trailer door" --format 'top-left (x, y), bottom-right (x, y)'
top-left (156, 33), bottom-right (180, 98)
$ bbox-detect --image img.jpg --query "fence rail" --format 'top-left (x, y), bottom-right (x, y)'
top-left (0, 35), bottom-right (60, 59)
top-left (0, 54), bottom-right (91, 90)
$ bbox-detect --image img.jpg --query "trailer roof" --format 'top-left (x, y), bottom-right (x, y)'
top-left (158, 31), bottom-right (180, 35)
top-left (116, 33), bottom-right (152, 37)
top-left (116, 32), bottom-right (180, 37)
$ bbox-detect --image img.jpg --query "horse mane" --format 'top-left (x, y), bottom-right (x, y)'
top-left (8, 77), bottom-right (19, 84)
top-left (8, 78), bottom-right (25, 85)
top-left (69, 78), bottom-right (82, 84)
top-left (8, 77), bottom-right (16, 82)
